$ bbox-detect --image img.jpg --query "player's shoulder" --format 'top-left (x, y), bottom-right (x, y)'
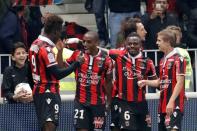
top-left (173, 53), bottom-right (185, 61)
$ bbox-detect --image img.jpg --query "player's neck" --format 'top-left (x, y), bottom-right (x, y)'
top-left (89, 48), bottom-right (99, 56)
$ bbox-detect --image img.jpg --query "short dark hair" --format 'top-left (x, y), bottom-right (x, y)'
top-left (126, 32), bottom-right (142, 43)
top-left (11, 42), bottom-right (26, 55)
top-left (44, 14), bottom-right (63, 35)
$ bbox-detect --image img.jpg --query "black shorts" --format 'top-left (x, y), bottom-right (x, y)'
top-left (110, 97), bottom-right (120, 128)
top-left (33, 93), bottom-right (61, 128)
top-left (158, 109), bottom-right (183, 131)
top-left (74, 100), bottom-right (106, 130)
top-left (118, 100), bottom-right (151, 131)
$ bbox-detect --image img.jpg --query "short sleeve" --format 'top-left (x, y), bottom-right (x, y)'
top-left (175, 56), bottom-right (186, 75)
top-left (105, 56), bottom-right (114, 75)
top-left (109, 49), bottom-right (124, 60)
top-left (66, 50), bottom-right (80, 65)
top-left (147, 59), bottom-right (157, 78)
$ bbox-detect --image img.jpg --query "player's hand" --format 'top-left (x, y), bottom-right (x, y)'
top-left (65, 38), bottom-right (82, 44)
top-left (137, 80), bottom-right (147, 88)
top-left (56, 39), bottom-right (64, 51)
top-left (145, 114), bottom-right (152, 127)
top-left (105, 101), bottom-right (111, 113)
top-left (166, 100), bottom-right (174, 116)
top-left (77, 52), bottom-right (85, 64)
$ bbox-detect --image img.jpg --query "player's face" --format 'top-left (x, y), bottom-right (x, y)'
top-left (12, 47), bottom-right (27, 68)
top-left (136, 23), bottom-right (147, 41)
top-left (156, 35), bottom-right (170, 53)
top-left (83, 34), bottom-right (98, 54)
top-left (125, 36), bottom-right (141, 56)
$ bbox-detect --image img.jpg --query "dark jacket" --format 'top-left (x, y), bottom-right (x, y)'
top-left (142, 12), bottom-right (179, 49)
top-left (108, 0), bottom-right (141, 13)
top-left (1, 62), bottom-right (33, 103)
top-left (0, 9), bottom-right (21, 54)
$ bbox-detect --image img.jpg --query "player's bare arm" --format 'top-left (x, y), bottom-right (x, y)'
top-left (104, 73), bottom-right (113, 111)
top-left (138, 79), bottom-right (160, 88)
top-left (166, 75), bottom-right (185, 116)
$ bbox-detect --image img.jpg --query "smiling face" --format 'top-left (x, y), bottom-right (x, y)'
top-left (12, 47), bottom-right (27, 68)
top-left (125, 35), bottom-right (142, 56)
top-left (83, 32), bottom-right (99, 55)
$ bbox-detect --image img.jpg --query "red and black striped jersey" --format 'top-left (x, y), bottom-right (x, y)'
top-left (29, 35), bottom-right (59, 94)
top-left (109, 49), bottom-right (156, 102)
top-left (14, 0), bottom-right (53, 6)
top-left (159, 51), bottom-right (186, 113)
top-left (66, 50), bottom-right (113, 105)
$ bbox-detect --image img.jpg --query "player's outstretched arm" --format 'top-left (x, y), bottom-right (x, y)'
top-left (105, 74), bottom-right (113, 111)
top-left (47, 62), bottom-right (79, 80)
top-left (138, 79), bottom-right (160, 88)
top-left (97, 46), bottom-right (109, 54)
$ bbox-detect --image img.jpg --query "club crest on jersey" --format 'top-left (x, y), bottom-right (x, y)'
top-left (97, 60), bottom-right (104, 67)
top-left (167, 62), bottom-right (173, 69)
top-left (139, 63), bottom-right (146, 69)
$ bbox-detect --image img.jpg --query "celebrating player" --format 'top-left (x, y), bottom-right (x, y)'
top-left (138, 29), bottom-right (186, 131)
top-left (29, 14), bottom-right (83, 131)
top-left (57, 31), bottom-right (113, 131)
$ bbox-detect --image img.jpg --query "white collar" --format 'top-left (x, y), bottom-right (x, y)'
top-left (38, 35), bottom-right (55, 47)
top-left (163, 49), bottom-right (176, 67)
top-left (164, 48), bottom-right (176, 59)
top-left (128, 52), bottom-right (142, 64)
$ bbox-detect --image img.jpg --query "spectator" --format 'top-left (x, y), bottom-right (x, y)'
top-left (142, 0), bottom-right (179, 50)
top-left (62, 21), bottom-right (88, 40)
top-left (29, 14), bottom-right (83, 131)
top-left (85, 0), bottom-right (109, 48)
top-left (0, 0), bottom-right (21, 73)
top-left (27, 6), bottom-right (43, 50)
top-left (176, 0), bottom-right (197, 48)
top-left (57, 31), bottom-right (113, 131)
top-left (108, 0), bottom-right (141, 48)
top-left (145, 0), bottom-right (178, 15)
top-left (1, 42), bottom-right (33, 104)
top-left (166, 25), bottom-right (194, 92)
top-left (116, 17), bottom-right (147, 48)
top-left (138, 29), bottom-right (186, 131)
top-left (99, 33), bottom-right (157, 131)
top-left (13, 5), bottom-right (29, 49)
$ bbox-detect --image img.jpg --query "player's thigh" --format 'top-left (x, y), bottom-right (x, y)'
top-left (91, 104), bottom-right (106, 130)
top-left (158, 113), bottom-right (167, 131)
top-left (137, 101), bottom-right (151, 131)
top-left (110, 97), bottom-right (121, 129)
top-left (168, 109), bottom-right (183, 131)
top-left (73, 101), bottom-right (91, 130)
top-left (33, 93), bottom-right (61, 127)
top-left (119, 100), bottom-right (138, 130)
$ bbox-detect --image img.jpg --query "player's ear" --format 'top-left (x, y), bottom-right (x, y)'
top-left (11, 55), bottom-right (16, 61)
